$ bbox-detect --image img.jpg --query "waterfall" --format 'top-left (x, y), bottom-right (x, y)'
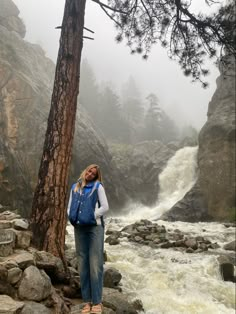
top-left (122, 146), bottom-right (198, 222)
top-left (154, 145), bottom-right (198, 218)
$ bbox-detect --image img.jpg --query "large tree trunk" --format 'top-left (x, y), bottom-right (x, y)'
top-left (30, 0), bottom-right (86, 259)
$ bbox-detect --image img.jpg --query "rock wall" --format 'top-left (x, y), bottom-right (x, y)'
top-left (198, 56), bottom-right (236, 220)
top-left (163, 56), bottom-right (235, 222)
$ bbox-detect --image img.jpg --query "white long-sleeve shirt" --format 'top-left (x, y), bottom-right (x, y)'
top-left (67, 184), bottom-right (109, 225)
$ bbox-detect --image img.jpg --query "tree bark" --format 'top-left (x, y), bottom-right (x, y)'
top-left (30, 0), bottom-right (86, 259)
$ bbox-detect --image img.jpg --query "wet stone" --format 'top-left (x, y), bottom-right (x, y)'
top-left (0, 220), bottom-right (13, 229)
top-left (0, 229), bottom-right (15, 257)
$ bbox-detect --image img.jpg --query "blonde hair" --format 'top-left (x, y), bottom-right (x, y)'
top-left (74, 164), bottom-right (102, 192)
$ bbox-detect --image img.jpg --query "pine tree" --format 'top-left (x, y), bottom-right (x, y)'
top-left (30, 0), bottom-right (86, 259)
top-left (144, 93), bottom-right (163, 140)
top-left (92, 0), bottom-right (236, 87)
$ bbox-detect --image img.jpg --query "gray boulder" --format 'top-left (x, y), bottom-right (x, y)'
top-left (160, 183), bottom-right (210, 222)
top-left (103, 266), bottom-right (122, 289)
top-left (21, 301), bottom-right (52, 314)
top-left (18, 266), bottom-right (52, 301)
top-left (223, 240), bottom-right (236, 251)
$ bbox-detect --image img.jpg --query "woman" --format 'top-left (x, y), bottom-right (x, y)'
top-left (67, 164), bottom-right (109, 314)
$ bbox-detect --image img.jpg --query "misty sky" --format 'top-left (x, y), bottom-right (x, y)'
top-left (13, 0), bottom-right (221, 129)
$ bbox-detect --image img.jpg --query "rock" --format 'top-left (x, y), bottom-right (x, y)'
top-left (208, 242), bottom-right (220, 249)
top-left (0, 264), bottom-right (8, 281)
top-left (224, 222), bottom-right (236, 228)
top-left (11, 251), bottom-right (35, 269)
top-left (0, 221), bottom-right (13, 229)
top-left (0, 260), bottom-right (18, 270)
top-left (0, 280), bottom-right (16, 298)
top-left (13, 219), bottom-right (29, 230)
top-left (0, 295), bottom-right (24, 314)
top-left (34, 251), bottom-right (67, 283)
top-left (220, 263), bottom-right (235, 283)
top-left (69, 256), bottom-right (79, 271)
top-left (0, 211), bottom-right (20, 221)
top-left (44, 286), bottom-right (70, 314)
top-left (62, 275), bottom-right (81, 298)
top-left (159, 241), bottom-right (173, 249)
top-left (7, 267), bottom-right (22, 285)
top-left (160, 183), bottom-right (210, 222)
top-left (18, 265), bottom-right (52, 301)
top-left (0, 229), bottom-right (15, 257)
top-left (223, 240), bottom-right (236, 251)
top-left (186, 247), bottom-right (194, 253)
top-left (198, 243), bottom-right (208, 251)
top-left (105, 235), bottom-right (120, 245)
top-left (21, 301), bottom-right (52, 314)
top-left (184, 238), bottom-right (198, 250)
top-left (103, 287), bottom-right (143, 314)
top-left (13, 230), bottom-right (32, 249)
top-left (110, 140), bottom-right (175, 206)
top-left (217, 254), bottom-right (236, 266)
top-left (62, 285), bottom-right (80, 299)
top-left (104, 266), bottom-right (122, 289)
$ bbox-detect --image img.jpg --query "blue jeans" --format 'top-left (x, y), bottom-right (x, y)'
top-left (74, 225), bottom-right (104, 304)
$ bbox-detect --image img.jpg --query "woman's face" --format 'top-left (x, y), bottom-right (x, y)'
top-left (85, 167), bottom-right (97, 182)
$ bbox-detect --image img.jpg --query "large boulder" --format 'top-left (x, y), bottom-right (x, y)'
top-left (160, 183), bottom-right (210, 222)
top-left (18, 265), bottom-right (52, 301)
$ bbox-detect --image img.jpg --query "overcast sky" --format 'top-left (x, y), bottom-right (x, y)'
top-left (13, 0), bottom-right (220, 129)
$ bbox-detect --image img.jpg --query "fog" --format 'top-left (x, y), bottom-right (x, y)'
top-left (13, 0), bottom-right (220, 130)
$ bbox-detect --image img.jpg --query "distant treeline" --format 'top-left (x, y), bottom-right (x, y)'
top-left (79, 59), bottom-right (198, 144)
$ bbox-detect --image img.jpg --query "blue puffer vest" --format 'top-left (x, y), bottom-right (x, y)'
top-left (68, 181), bottom-right (100, 226)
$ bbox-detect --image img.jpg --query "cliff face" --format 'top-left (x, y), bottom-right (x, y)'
top-left (0, 0), bottom-right (126, 215)
top-left (162, 57), bottom-right (235, 222)
top-left (198, 56), bottom-right (236, 220)
top-left (0, 1), bottom-right (54, 214)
